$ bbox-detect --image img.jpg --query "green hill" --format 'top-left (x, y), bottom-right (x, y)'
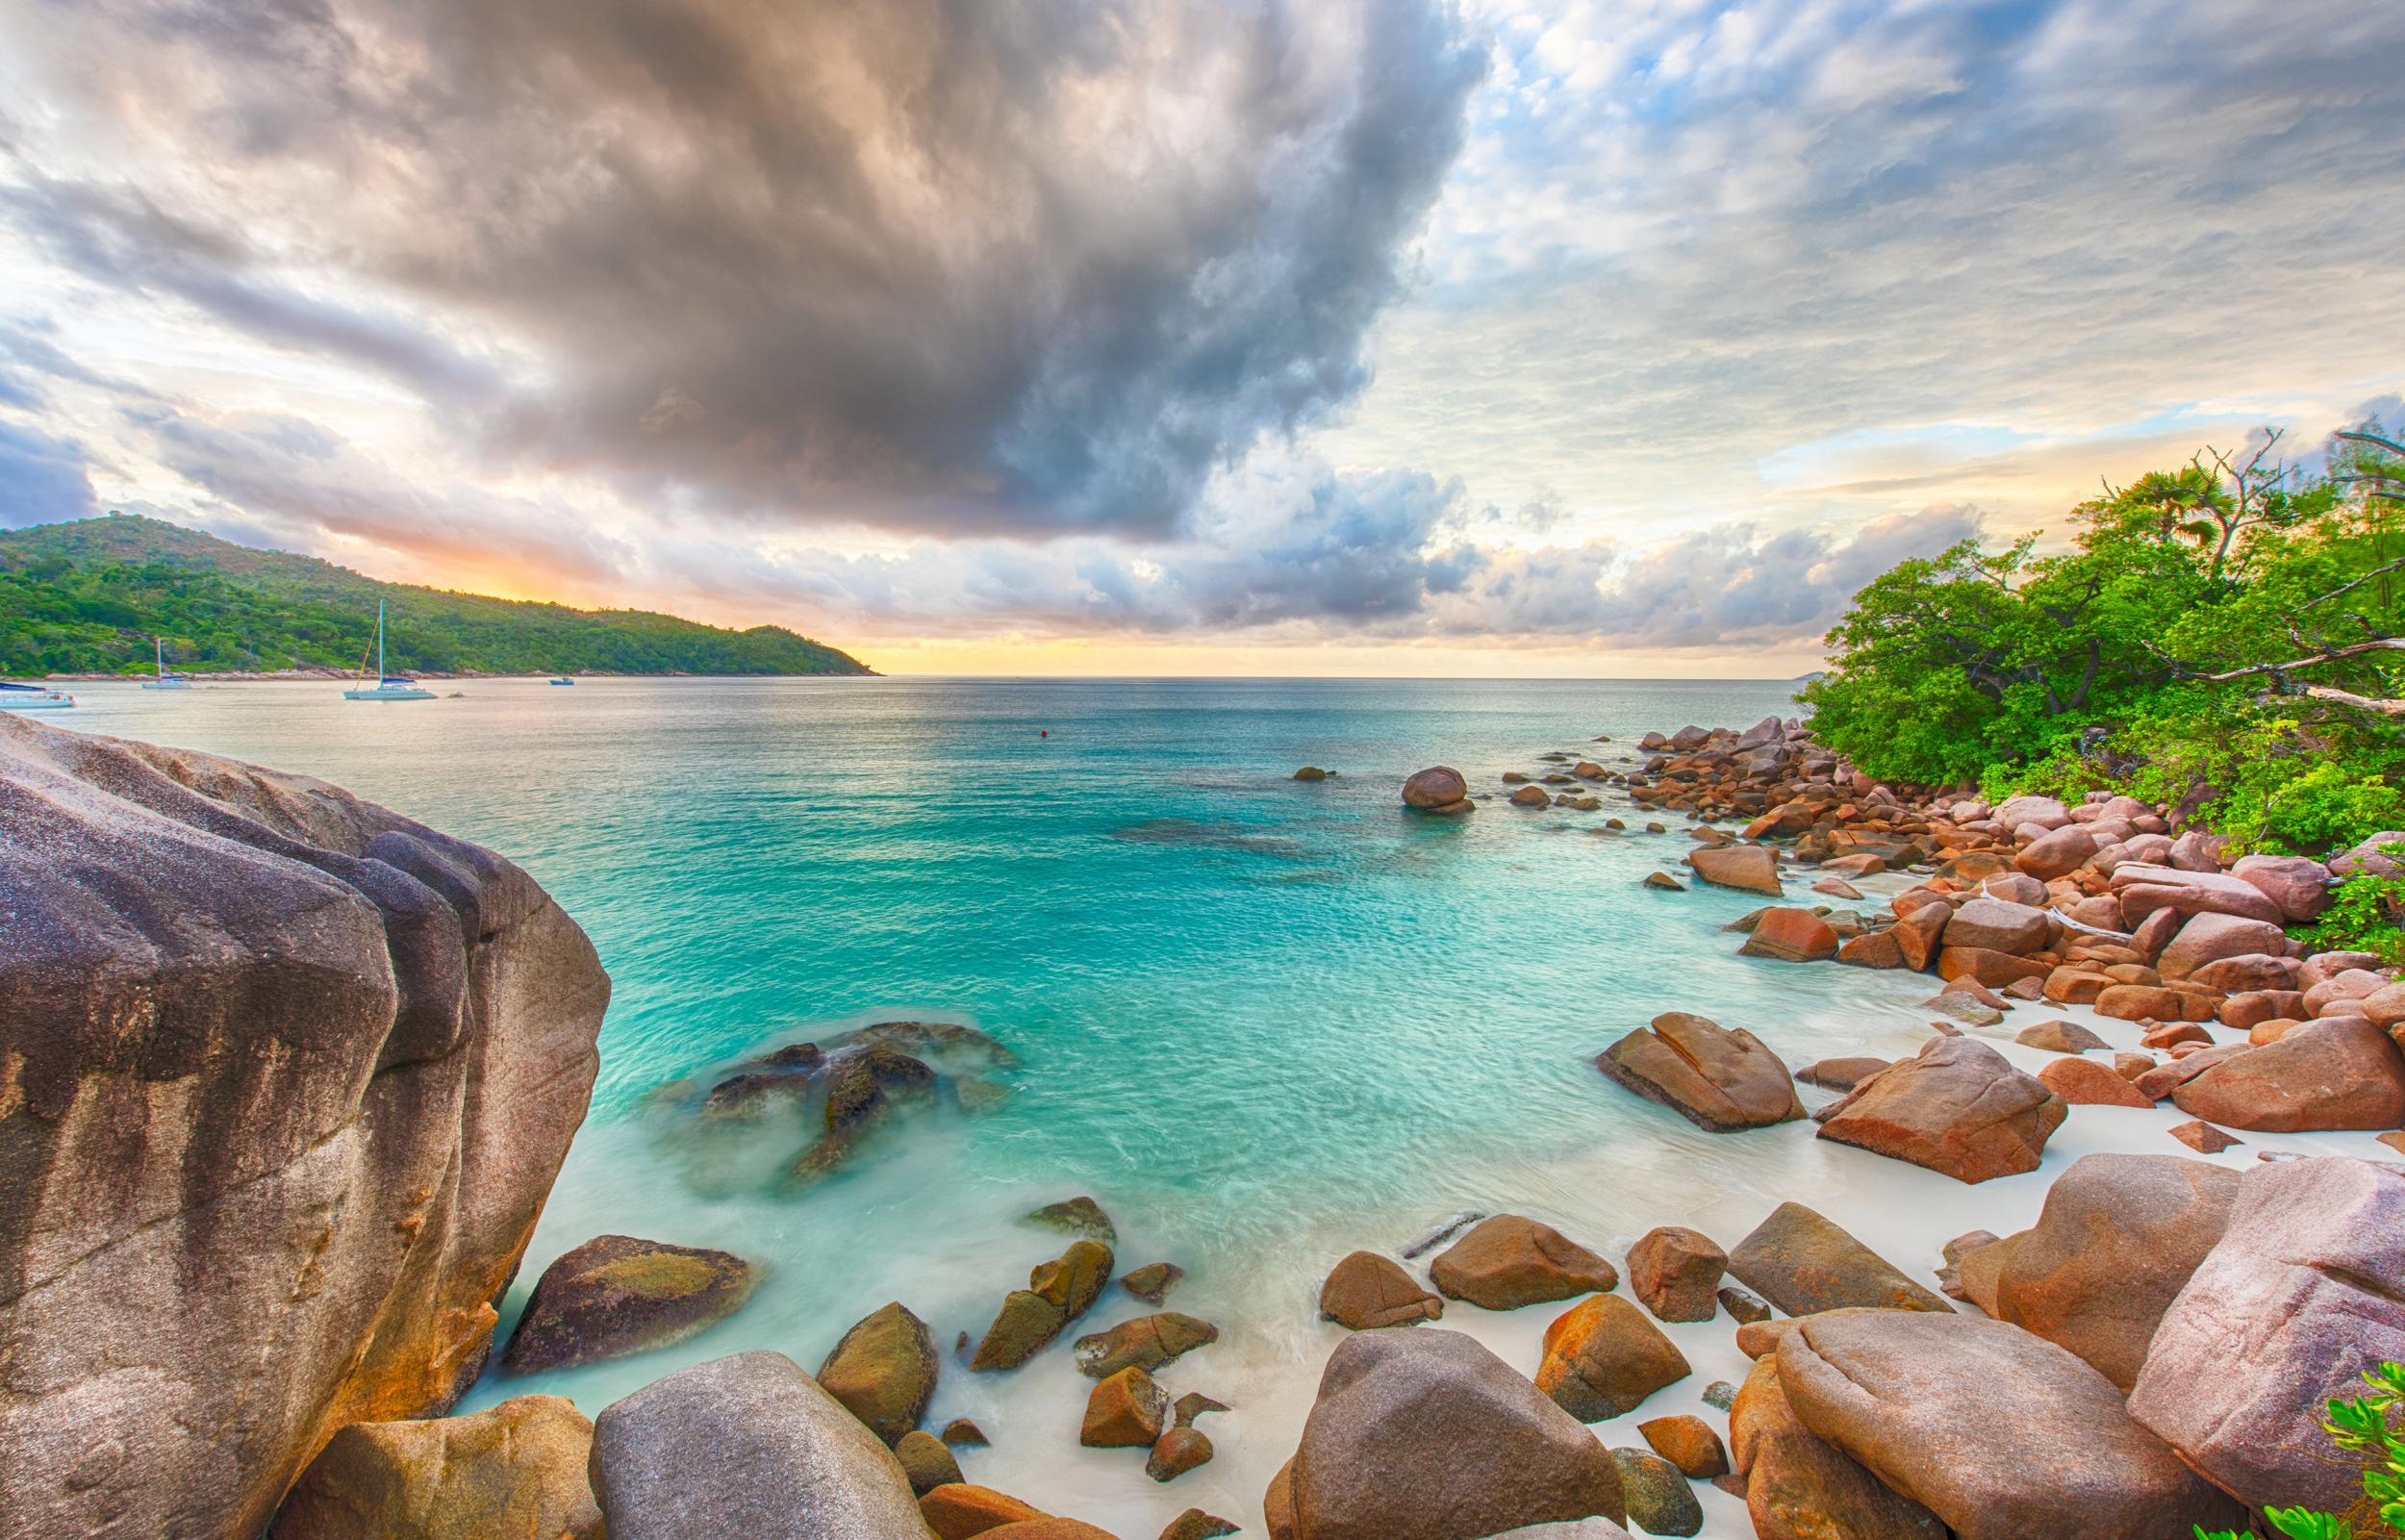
top-left (0, 513), bottom-right (873, 678)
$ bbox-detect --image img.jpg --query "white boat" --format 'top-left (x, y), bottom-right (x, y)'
top-left (342, 600), bottom-right (437, 701)
top-left (140, 637), bottom-right (192, 690)
top-left (0, 681), bottom-right (74, 710)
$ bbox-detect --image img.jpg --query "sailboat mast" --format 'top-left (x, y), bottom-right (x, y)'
top-left (377, 599), bottom-right (386, 681)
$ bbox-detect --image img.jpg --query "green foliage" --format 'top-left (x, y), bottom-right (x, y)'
top-left (0, 514), bottom-right (872, 677)
top-left (2194, 1361), bottom-right (2405, 1540)
top-left (1804, 418), bottom-right (2405, 867)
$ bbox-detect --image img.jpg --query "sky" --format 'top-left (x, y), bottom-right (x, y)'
top-left (1, 0), bottom-right (2401, 676)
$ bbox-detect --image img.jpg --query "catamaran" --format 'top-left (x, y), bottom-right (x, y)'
top-left (342, 600), bottom-right (436, 701)
top-left (0, 681), bottom-right (75, 710)
top-left (140, 637), bottom-right (192, 690)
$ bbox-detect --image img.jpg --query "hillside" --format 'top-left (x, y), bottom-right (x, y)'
top-left (0, 514), bottom-right (873, 677)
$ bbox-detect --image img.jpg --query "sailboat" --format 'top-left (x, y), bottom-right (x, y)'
top-left (0, 680), bottom-right (74, 710)
top-left (140, 637), bottom-right (192, 690)
top-left (342, 600), bottom-right (436, 701)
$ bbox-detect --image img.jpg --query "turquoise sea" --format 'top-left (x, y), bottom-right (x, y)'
top-left (62, 675), bottom-right (1999, 1535)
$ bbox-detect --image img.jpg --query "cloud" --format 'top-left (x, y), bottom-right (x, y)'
top-left (6, 0), bottom-right (1485, 538)
top-left (0, 421), bottom-right (96, 525)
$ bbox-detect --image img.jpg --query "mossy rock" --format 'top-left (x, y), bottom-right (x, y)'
top-left (500, 1235), bottom-right (757, 1374)
top-left (817, 1301), bottom-right (938, 1445)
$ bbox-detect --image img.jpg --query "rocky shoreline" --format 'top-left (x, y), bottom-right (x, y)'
top-left (4, 709), bottom-right (2397, 1539)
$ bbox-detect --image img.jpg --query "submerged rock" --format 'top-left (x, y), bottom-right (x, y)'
top-left (1594, 1011), bottom-right (1806, 1132)
top-left (1404, 766), bottom-right (1473, 812)
top-left (1081, 1365), bottom-right (1171, 1448)
top-left (1686, 844), bottom-right (1783, 895)
top-left (0, 716), bottom-right (609, 1539)
top-left (1027, 1195), bottom-right (1118, 1242)
top-left (1121, 1262), bottom-right (1184, 1304)
top-left (502, 1235), bottom-right (759, 1374)
top-left (1274, 1328), bottom-right (1626, 1538)
top-left (268, 1395), bottom-right (602, 1540)
top-left (587, 1351), bottom-right (925, 1540)
top-left (1430, 1215), bottom-right (1619, 1311)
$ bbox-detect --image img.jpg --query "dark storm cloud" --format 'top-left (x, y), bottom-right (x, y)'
top-left (13, 0), bottom-right (1485, 537)
top-left (0, 422), bottom-right (97, 525)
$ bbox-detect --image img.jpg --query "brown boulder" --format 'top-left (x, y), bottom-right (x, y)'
top-left (1726, 1203), bottom-right (1952, 1317)
top-left (1278, 1327), bottom-right (1626, 1538)
top-left (1430, 1215), bottom-right (1618, 1310)
top-left (1940, 896), bottom-right (2050, 955)
top-left (1777, 1310), bottom-right (2246, 1539)
top-left (972, 1238), bottom-right (1114, 1370)
top-left (1686, 844), bottom-right (1783, 895)
top-left (981, 1523), bottom-right (1118, 1540)
top-left (1147, 1426), bottom-right (1213, 1482)
top-left (2155, 912), bottom-right (2289, 981)
top-left (2218, 989), bottom-right (2305, 1030)
top-left (268, 1395), bottom-right (601, 1540)
top-left (2231, 852), bottom-right (2332, 921)
top-left (1510, 784), bottom-right (1554, 807)
top-left (1319, 1250), bottom-right (1443, 1330)
top-left (2131, 1158), bottom-right (2405, 1516)
top-left (1934, 947), bottom-right (2050, 987)
top-left (1729, 1357), bottom-right (1944, 1540)
top-left (895, 1430), bottom-right (961, 1494)
top-left (1796, 1056), bottom-right (1888, 1090)
top-left (2093, 984), bottom-right (2200, 1022)
top-left (1814, 1037), bottom-right (2066, 1183)
top-left (1889, 903), bottom-right (1951, 971)
top-left (924, 1485), bottom-right (1048, 1539)
top-left (1535, 1294), bottom-right (1692, 1422)
top-left (1967, 1153), bottom-right (2237, 1390)
top-left (816, 1300), bottom-right (937, 1446)
top-left (1403, 766), bottom-right (1470, 809)
top-left (1081, 1364), bottom-right (1170, 1448)
top-left (2166, 1119), bottom-right (2240, 1152)
top-left (1075, 1312), bottom-right (1218, 1377)
top-left (2013, 824), bottom-right (2097, 881)
top-left (2169, 1017), bottom-right (2405, 1131)
top-left (1835, 928), bottom-right (1906, 968)
top-left (504, 1236), bottom-right (758, 1374)
top-left (0, 718), bottom-right (610, 1540)
top-left (2013, 1019), bottom-right (2108, 1053)
top-left (1638, 1415), bottom-right (1730, 1479)
top-left (2110, 863), bottom-right (2285, 926)
top-left (1593, 1012), bottom-right (1805, 1132)
top-left (2188, 954), bottom-right (2301, 993)
top-left (1739, 907), bottom-right (1841, 962)
top-left (2036, 1056), bottom-right (2154, 1107)
top-left (1625, 1226), bottom-right (1726, 1323)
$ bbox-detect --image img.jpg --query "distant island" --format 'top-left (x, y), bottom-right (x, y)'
top-left (0, 513), bottom-right (873, 678)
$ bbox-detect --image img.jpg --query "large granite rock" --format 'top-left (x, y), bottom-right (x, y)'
top-left (1593, 1012), bottom-right (1805, 1132)
top-left (1686, 845), bottom-right (1782, 895)
top-left (0, 715), bottom-right (608, 1540)
top-left (1961, 1153), bottom-right (2236, 1391)
top-left (2168, 1017), bottom-right (2405, 1131)
top-left (504, 1234), bottom-right (759, 1373)
top-left (586, 1351), bottom-right (932, 1539)
top-left (1814, 1036), bottom-right (2065, 1182)
top-left (1778, 1310), bottom-right (2245, 1539)
top-left (1404, 767), bottom-right (1472, 812)
top-left (1729, 1357), bottom-right (1943, 1540)
top-left (1726, 1203), bottom-right (1952, 1316)
top-left (1430, 1215), bottom-right (1619, 1310)
top-left (2131, 1157), bottom-right (2405, 1516)
top-left (1275, 1328), bottom-right (1626, 1538)
top-left (268, 1394), bottom-right (602, 1540)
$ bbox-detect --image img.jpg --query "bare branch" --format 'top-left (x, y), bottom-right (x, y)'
top-left (2303, 684), bottom-right (2405, 719)
top-left (2299, 555), bottom-right (2405, 611)
top-left (2202, 637), bottom-right (2405, 682)
top-left (2338, 429), bottom-right (2405, 459)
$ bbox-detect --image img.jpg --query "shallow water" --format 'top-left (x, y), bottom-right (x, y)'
top-left (54, 675), bottom-right (2326, 1537)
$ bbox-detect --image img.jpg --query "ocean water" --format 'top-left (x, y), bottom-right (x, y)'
top-left (55, 675), bottom-right (2099, 1536)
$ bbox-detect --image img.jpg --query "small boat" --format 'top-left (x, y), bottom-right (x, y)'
top-left (342, 600), bottom-right (437, 701)
top-left (0, 680), bottom-right (74, 710)
top-left (140, 637), bottom-right (192, 690)
top-left (548, 676), bottom-right (574, 686)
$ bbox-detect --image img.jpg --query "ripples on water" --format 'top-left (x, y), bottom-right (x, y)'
top-left (72, 675), bottom-right (1978, 1533)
